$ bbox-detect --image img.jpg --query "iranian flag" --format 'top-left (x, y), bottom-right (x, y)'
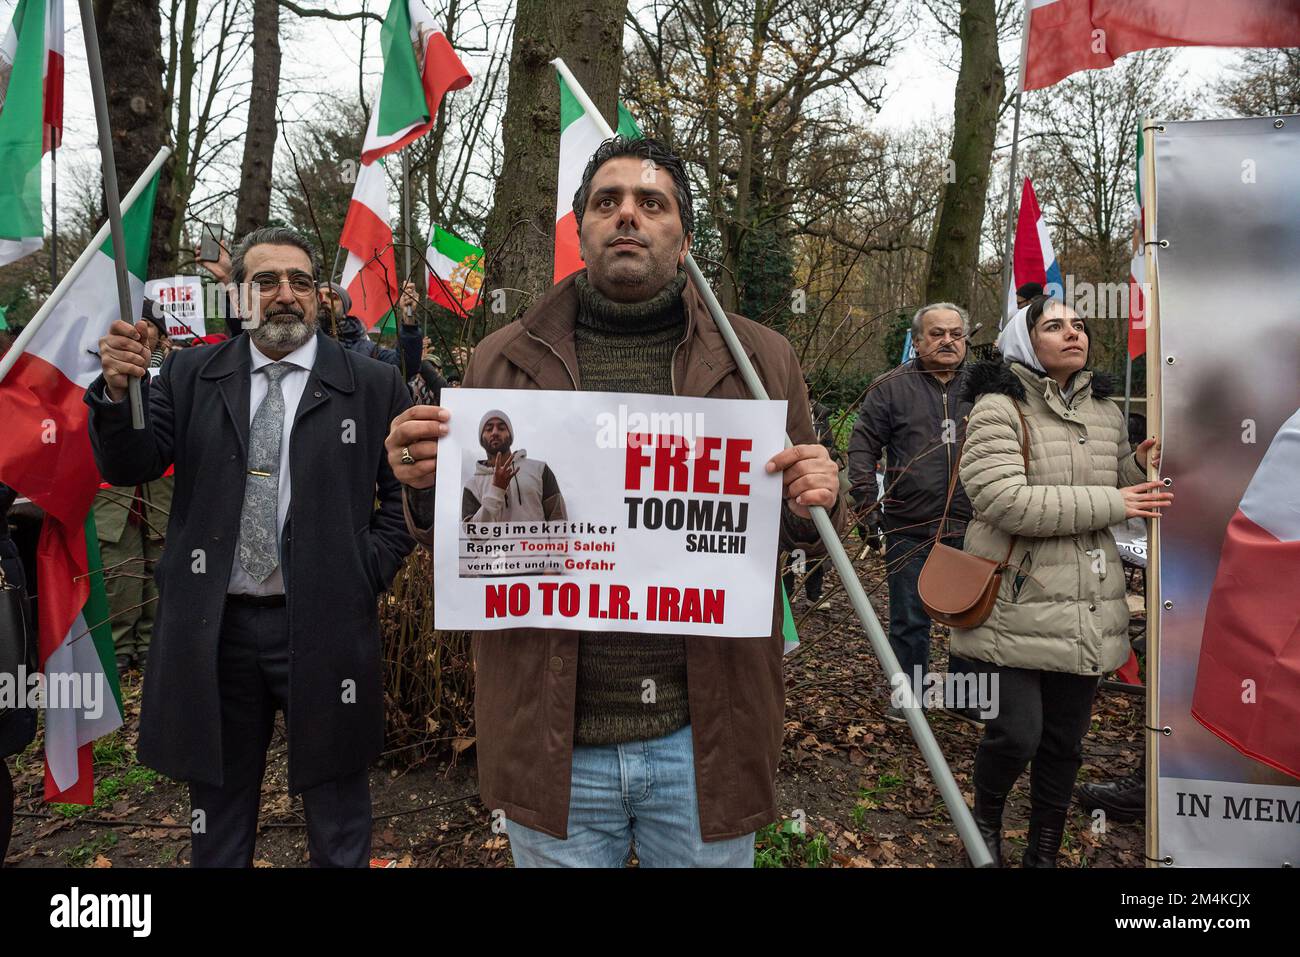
top-left (1127, 127), bottom-right (1147, 359)
top-left (340, 157), bottom-right (399, 330)
top-left (0, 168), bottom-right (161, 803)
top-left (425, 225), bottom-right (482, 318)
top-left (1022, 0), bottom-right (1300, 92)
top-left (360, 0), bottom-right (470, 165)
top-left (554, 74), bottom-right (642, 284)
top-left (1003, 177), bottom-right (1063, 325)
top-left (0, 0), bottom-right (62, 267)
top-left (1191, 409), bottom-right (1300, 781)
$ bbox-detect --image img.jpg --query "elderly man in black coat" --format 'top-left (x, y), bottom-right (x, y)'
top-left (86, 226), bottom-right (414, 867)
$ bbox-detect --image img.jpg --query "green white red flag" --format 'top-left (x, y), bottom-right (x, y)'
top-left (0, 0), bottom-right (63, 267)
top-left (424, 225), bottom-right (482, 317)
top-left (360, 0), bottom-right (470, 165)
top-left (0, 168), bottom-right (161, 803)
top-left (343, 0), bottom-right (471, 327)
top-left (554, 73), bottom-right (642, 283)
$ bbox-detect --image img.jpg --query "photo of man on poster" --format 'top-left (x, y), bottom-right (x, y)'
top-left (462, 408), bottom-right (568, 523)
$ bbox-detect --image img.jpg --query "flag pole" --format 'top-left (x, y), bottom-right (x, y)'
top-left (50, 144), bottom-right (57, 288)
top-left (0, 147), bottom-right (172, 386)
top-left (77, 0), bottom-right (145, 429)
top-left (1140, 119), bottom-right (1164, 869)
top-left (1123, 349), bottom-right (1133, 423)
top-left (999, 1), bottom-right (1032, 326)
top-left (551, 56), bottom-right (993, 868)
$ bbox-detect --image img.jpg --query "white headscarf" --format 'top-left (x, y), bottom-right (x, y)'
top-left (996, 305), bottom-right (1046, 374)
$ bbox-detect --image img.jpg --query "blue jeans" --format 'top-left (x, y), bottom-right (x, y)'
top-left (886, 531), bottom-right (972, 684)
top-left (506, 724), bottom-right (756, 868)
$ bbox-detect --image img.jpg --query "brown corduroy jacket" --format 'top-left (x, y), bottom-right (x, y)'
top-left (403, 271), bottom-right (846, 841)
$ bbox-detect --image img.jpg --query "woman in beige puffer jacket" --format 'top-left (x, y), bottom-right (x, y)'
top-left (954, 296), bottom-right (1171, 867)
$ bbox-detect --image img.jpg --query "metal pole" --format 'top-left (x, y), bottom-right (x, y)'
top-left (999, 91), bottom-right (1023, 325)
top-left (999, 1), bottom-right (1033, 328)
top-left (78, 0), bottom-right (144, 429)
top-left (554, 57), bottom-right (994, 867)
top-left (1123, 349), bottom-right (1133, 423)
top-left (402, 147), bottom-right (413, 328)
top-left (50, 145), bottom-right (57, 288)
top-left (0, 148), bottom-right (173, 385)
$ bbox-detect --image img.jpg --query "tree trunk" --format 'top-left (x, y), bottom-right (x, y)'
top-left (234, 0), bottom-right (281, 237)
top-left (95, 0), bottom-right (177, 276)
top-left (924, 0), bottom-right (1004, 309)
top-left (481, 0), bottom-right (628, 330)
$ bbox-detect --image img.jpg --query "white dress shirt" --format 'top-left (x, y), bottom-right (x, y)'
top-left (227, 334), bottom-right (319, 596)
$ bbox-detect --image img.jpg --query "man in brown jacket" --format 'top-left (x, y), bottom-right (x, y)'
top-left (386, 137), bottom-right (844, 867)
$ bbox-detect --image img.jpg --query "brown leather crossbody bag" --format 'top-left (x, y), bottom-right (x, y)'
top-left (917, 402), bottom-right (1030, 629)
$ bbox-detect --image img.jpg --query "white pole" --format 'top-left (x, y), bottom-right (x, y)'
top-left (551, 57), bottom-right (994, 867)
top-left (0, 146), bottom-right (173, 385)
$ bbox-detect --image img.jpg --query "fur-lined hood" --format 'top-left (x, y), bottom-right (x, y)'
top-left (960, 357), bottom-right (1116, 405)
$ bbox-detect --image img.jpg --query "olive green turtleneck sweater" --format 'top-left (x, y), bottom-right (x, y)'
top-left (573, 270), bottom-right (691, 746)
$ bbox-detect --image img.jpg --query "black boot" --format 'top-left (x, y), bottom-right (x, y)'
top-left (1075, 768), bottom-right (1145, 824)
top-left (1021, 804), bottom-right (1068, 867)
top-left (971, 783), bottom-right (1007, 867)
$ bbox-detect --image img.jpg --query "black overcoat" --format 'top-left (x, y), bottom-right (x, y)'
top-left (85, 331), bottom-right (413, 792)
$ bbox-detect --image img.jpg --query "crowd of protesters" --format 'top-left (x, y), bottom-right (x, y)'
top-left (0, 136), bottom-right (1170, 870)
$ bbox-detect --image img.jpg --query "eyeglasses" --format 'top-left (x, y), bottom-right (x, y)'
top-left (249, 271), bottom-right (316, 297)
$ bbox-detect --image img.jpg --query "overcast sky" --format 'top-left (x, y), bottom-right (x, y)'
top-left (7, 0), bottom-right (1248, 248)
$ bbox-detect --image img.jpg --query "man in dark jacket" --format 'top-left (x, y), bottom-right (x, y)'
top-left (320, 281), bottom-right (423, 380)
top-left (88, 226), bottom-right (414, 867)
top-left (848, 303), bottom-right (975, 722)
top-left (385, 137), bottom-right (845, 867)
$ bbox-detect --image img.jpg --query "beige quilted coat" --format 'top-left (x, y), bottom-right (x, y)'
top-left (950, 361), bottom-right (1145, 675)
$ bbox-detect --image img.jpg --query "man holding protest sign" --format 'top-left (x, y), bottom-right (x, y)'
top-left (386, 136), bottom-right (845, 867)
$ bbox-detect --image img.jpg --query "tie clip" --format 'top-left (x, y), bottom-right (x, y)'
top-left (247, 469), bottom-right (272, 478)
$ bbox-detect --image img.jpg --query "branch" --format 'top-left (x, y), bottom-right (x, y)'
top-left (277, 0), bottom-right (383, 23)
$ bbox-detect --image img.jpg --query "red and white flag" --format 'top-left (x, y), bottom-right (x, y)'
top-left (339, 158), bottom-right (399, 330)
top-left (1191, 408), bottom-right (1300, 781)
top-left (1021, 0), bottom-right (1300, 92)
top-left (0, 168), bottom-right (163, 802)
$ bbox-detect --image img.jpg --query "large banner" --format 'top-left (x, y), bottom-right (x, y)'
top-left (432, 388), bottom-right (788, 636)
top-left (1152, 115), bottom-right (1300, 867)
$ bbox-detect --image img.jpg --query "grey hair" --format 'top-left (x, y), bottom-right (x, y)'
top-left (230, 226), bottom-right (322, 285)
top-left (912, 301), bottom-right (971, 339)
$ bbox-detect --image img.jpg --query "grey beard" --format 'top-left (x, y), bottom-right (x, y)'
top-left (251, 314), bottom-right (315, 351)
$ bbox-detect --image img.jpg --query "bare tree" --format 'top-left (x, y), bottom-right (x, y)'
top-left (922, 0), bottom-right (1004, 308)
top-left (162, 0), bottom-right (255, 261)
top-left (235, 0), bottom-right (282, 234)
top-left (96, 0), bottom-right (178, 275)
top-left (1020, 50), bottom-right (1188, 370)
top-left (481, 0), bottom-right (630, 326)
top-left (1214, 48), bottom-right (1300, 117)
top-left (624, 0), bottom-right (900, 315)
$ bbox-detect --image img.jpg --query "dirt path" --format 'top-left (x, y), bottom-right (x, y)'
top-left (4, 551), bottom-right (1145, 868)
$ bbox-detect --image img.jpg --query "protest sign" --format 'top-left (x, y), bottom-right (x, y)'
top-left (1148, 116), bottom-right (1300, 867)
top-left (144, 275), bottom-right (205, 339)
top-left (433, 388), bottom-right (788, 636)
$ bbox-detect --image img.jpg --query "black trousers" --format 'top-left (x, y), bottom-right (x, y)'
top-left (188, 599), bottom-right (372, 868)
top-left (971, 661), bottom-right (1100, 812)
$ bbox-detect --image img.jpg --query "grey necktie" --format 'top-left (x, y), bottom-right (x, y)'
top-left (237, 362), bottom-right (292, 582)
